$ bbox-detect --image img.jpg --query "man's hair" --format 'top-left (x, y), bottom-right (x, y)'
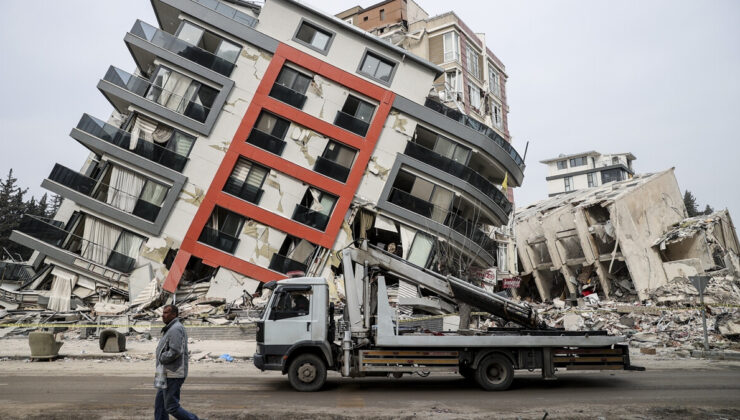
top-left (164, 304), bottom-right (179, 316)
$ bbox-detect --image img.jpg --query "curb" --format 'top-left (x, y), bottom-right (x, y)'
top-left (690, 350), bottom-right (740, 361)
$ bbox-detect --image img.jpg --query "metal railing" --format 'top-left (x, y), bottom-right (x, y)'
top-left (334, 111), bottom-right (370, 137)
top-left (424, 98), bottom-right (524, 169)
top-left (313, 156), bottom-right (350, 183)
top-left (191, 0), bottom-right (258, 28)
top-left (246, 129), bottom-right (286, 155)
top-left (291, 204), bottom-right (330, 231)
top-left (102, 66), bottom-right (212, 123)
top-left (268, 253), bottom-right (308, 275)
top-left (198, 225), bottom-right (239, 253)
top-left (404, 142), bottom-right (512, 214)
top-left (130, 20), bottom-right (235, 76)
top-left (269, 83), bottom-right (307, 109)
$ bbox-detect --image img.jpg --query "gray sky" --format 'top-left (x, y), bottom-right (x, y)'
top-left (1, 0), bottom-right (738, 220)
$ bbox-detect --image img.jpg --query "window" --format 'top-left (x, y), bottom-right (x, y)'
top-left (133, 179), bottom-right (169, 222)
top-left (556, 160), bottom-right (567, 170)
top-left (270, 290), bottom-right (311, 320)
top-left (275, 67), bottom-right (311, 95)
top-left (407, 232), bottom-right (434, 268)
top-left (255, 112), bottom-right (290, 139)
top-left (392, 170), bottom-right (454, 223)
top-left (341, 96), bottom-right (375, 123)
top-left (443, 32), bottom-right (460, 62)
top-left (380, 9), bottom-right (385, 20)
top-left (587, 172), bottom-right (597, 188)
top-left (493, 103), bottom-right (503, 128)
top-left (612, 156), bottom-right (619, 165)
top-left (465, 43), bottom-right (480, 79)
top-left (224, 157), bottom-right (268, 204)
top-left (564, 177), bottom-right (573, 192)
top-left (468, 83), bottom-right (481, 111)
top-left (271, 235), bottom-right (316, 274)
top-left (569, 156), bottom-right (587, 167)
top-left (145, 66), bottom-right (218, 122)
top-left (445, 70), bottom-right (461, 95)
top-left (413, 125), bottom-right (470, 164)
top-left (601, 168), bottom-right (624, 184)
top-left (198, 206), bottom-right (244, 253)
top-left (489, 66), bottom-right (501, 97)
top-left (315, 140), bottom-right (356, 182)
top-left (293, 188), bottom-right (337, 230)
top-left (363, 16), bottom-right (368, 22)
top-left (294, 20), bottom-right (333, 53)
top-left (358, 51), bottom-right (396, 84)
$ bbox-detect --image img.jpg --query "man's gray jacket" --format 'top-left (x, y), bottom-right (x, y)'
top-left (156, 318), bottom-right (189, 379)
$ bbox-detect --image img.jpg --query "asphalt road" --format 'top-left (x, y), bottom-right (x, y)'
top-left (1, 364), bottom-right (739, 419)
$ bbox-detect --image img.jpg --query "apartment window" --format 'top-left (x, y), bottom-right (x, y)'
top-left (358, 50), bottom-right (397, 84)
top-left (145, 66), bottom-right (218, 122)
top-left (392, 170), bottom-right (454, 223)
top-left (488, 66), bottom-right (501, 97)
top-left (493, 103), bottom-right (503, 128)
top-left (176, 21), bottom-right (241, 65)
top-left (587, 172), bottom-right (597, 188)
top-left (612, 156), bottom-right (619, 165)
top-left (247, 112), bottom-right (291, 155)
top-left (271, 235), bottom-right (317, 274)
top-left (569, 156), bottom-right (587, 167)
top-left (465, 43), bottom-right (480, 79)
top-left (407, 232), bottom-right (434, 268)
top-left (315, 141), bottom-right (356, 182)
top-left (199, 207), bottom-right (245, 253)
top-left (294, 20), bottom-right (334, 53)
top-left (379, 9), bottom-right (385, 20)
top-left (224, 157), bottom-right (268, 204)
top-left (271, 67), bottom-right (312, 108)
top-left (468, 83), bottom-right (482, 111)
top-left (335, 95), bottom-right (375, 136)
top-left (564, 177), bottom-right (573, 192)
top-left (443, 31), bottom-right (460, 62)
top-left (445, 70), bottom-right (461, 95)
top-left (413, 125), bottom-right (470, 164)
top-left (293, 188), bottom-right (337, 231)
top-left (556, 160), bottom-right (567, 170)
top-left (132, 179), bottom-right (169, 222)
top-left (601, 168), bottom-right (624, 184)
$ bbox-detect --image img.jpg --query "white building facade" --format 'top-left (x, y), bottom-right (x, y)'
top-left (541, 151), bottom-right (635, 197)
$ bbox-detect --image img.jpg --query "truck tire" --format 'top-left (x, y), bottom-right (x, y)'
top-left (475, 354), bottom-right (513, 391)
top-left (288, 353), bottom-right (327, 392)
top-left (459, 366), bottom-right (475, 381)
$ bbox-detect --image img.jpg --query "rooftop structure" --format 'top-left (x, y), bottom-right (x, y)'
top-left (541, 151), bottom-right (636, 196)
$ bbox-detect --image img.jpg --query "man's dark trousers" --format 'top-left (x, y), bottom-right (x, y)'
top-left (155, 378), bottom-right (199, 420)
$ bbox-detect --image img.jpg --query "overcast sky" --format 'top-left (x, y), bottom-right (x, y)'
top-left (1, 0), bottom-right (738, 219)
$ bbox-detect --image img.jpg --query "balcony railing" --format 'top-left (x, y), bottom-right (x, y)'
top-left (76, 114), bottom-right (189, 172)
top-left (102, 66), bottom-right (212, 123)
top-left (223, 178), bottom-right (264, 204)
top-left (130, 20), bottom-right (235, 76)
top-left (269, 83), bottom-right (307, 109)
top-left (404, 142), bottom-right (512, 214)
top-left (291, 204), bottom-right (330, 231)
top-left (387, 188), bottom-right (492, 246)
top-left (198, 225), bottom-right (239, 253)
top-left (246, 129), bottom-right (286, 155)
top-left (192, 0), bottom-right (258, 28)
top-left (424, 98), bottom-right (524, 169)
top-left (48, 164), bottom-right (162, 223)
top-left (334, 111), bottom-right (370, 137)
top-left (268, 253), bottom-right (308, 275)
top-left (314, 156), bottom-right (350, 183)
top-left (15, 215), bottom-right (137, 273)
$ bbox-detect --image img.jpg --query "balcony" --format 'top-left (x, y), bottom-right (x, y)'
top-left (198, 226), bottom-right (239, 253)
top-left (47, 164), bottom-right (162, 223)
top-left (387, 188), bottom-right (434, 219)
top-left (101, 66), bottom-right (211, 123)
top-left (334, 111), bottom-right (370, 137)
top-left (269, 83), bottom-right (307, 109)
top-left (314, 156), bottom-right (350, 183)
top-left (223, 178), bottom-right (264, 204)
top-left (14, 215), bottom-right (136, 274)
top-left (129, 20), bottom-right (235, 77)
top-left (192, 0), bottom-right (258, 28)
top-left (75, 114), bottom-right (188, 172)
top-left (424, 98), bottom-right (524, 169)
top-left (268, 253), bottom-right (307, 275)
top-left (404, 142), bottom-right (512, 214)
top-left (246, 129), bottom-right (286, 155)
top-left (291, 204), bottom-right (330, 231)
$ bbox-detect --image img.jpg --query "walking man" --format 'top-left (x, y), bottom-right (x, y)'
top-left (155, 304), bottom-right (200, 420)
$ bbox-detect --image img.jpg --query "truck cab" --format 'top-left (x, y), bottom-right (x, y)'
top-left (254, 277), bottom-right (336, 391)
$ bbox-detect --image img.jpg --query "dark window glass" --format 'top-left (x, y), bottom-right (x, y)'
top-left (276, 67), bottom-right (312, 94)
top-left (255, 113), bottom-right (290, 139)
top-left (295, 22), bottom-right (332, 51)
top-left (322, 141), bottom-right (355, 168)
top-left (360, 52), bottom-right (395, 82)
top-left (341, 96), bottom-right (375, 122)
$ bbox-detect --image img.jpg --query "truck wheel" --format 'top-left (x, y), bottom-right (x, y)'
top-left (459, 366), bottom-right (475, 381)
top-left (475, 354), bottom-right (513, 391)
top-left (288, 353), bottom-right (327, 392)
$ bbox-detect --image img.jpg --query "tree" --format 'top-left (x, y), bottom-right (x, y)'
top-left (683, 190), bottom-right (699, 217)
top-left (0, 169), bottom-right (31, 260)
top-left (702, 204), bottom-right (715, 216)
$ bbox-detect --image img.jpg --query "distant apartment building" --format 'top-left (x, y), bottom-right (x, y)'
top-left (541, 151), bottom-right (635, 196)
top-left (7, 0), bottom-right (524, 311)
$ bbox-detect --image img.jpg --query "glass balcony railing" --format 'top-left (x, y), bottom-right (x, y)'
top-left (198, 225), bottom-right (239, 253)
top-left (334, 111), bottom-right (370, 137)
top-left (15, 215), bottom-right (137, 273)
top-left (48, 164), bottom-right (163, 223)
top-left (268, 253), bottom-right (308, 275)
top-left (269, 83), bottom-right (307, 109)
top-left (313, 156), bottom-right (350, 183)
top-left (424, 98), bottom-right (525, 169)
top-left (192, 0), bottom-right (258, 28)
top-left (130, 20), bottom-right (235, 77)
top-left (76, 114), bottom-right (189, 172)
top-left (102, 66), bottom-right (212, 123)
top-left (404, 142), bottom-right (512, 214)
top-left (223, 178), bottom-right (263, 204)
top-left (246, 129), bottom-right (286, 155)
top-left (291, 204), bottom-right (330, 231)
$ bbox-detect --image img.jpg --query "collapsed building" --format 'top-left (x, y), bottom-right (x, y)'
top-left (1, 0), bottom-right (522, 327)
top-left (513, 168), bottom-right (740, 303)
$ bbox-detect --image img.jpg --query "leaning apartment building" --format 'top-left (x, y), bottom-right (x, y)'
top-left (6, 0), bottom-right (524, 313)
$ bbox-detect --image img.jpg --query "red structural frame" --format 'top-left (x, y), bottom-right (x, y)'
top-left (164, 43), bottom-right (395, 292)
